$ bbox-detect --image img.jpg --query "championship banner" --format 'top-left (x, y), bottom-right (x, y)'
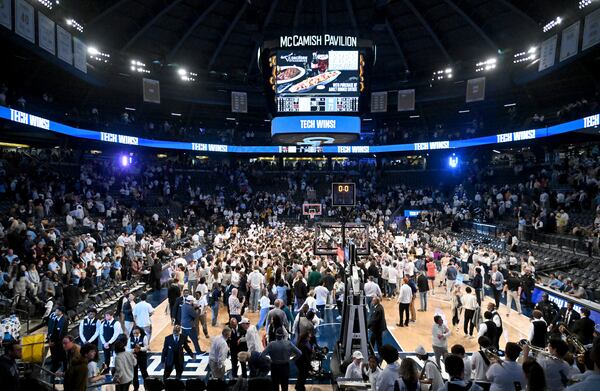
top-left (143, 78), bottom-right (161, 104)
top-left (538, 35), bottom-right (557, 72)
top-left (0, 0), bottom-right (11, 30)
top-left (397, 89), bottom-right (415, 112)
top-left (466, 77), bottom-right (485, 103)
top-left (231, 91), bottom-right (248, 113)
top-left (370, 91), bottom-right (387, 113)
top-left (38, 12), bottom-right (55, 55)
top-left (57, 25), bottom-right (73, 65)
top-left (15, 0), bottom-right (35, 44)
top-left (582, 7), bottom-right (600, 51)
top-left (73, 37), bottom-right (87, 73)
top-left (560, 21), bottom-right (580, 62)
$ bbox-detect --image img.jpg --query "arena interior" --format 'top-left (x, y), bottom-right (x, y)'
top-left (1, 0), bottom-right (600, 390)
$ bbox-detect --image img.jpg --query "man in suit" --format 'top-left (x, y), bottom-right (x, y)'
top-left (555, 302), bottom-right (581, 331)
top-left (47, 306), bottom-right (68, 372)
top-left (78, 308), bottom-right (100, 345)
top-left (367, 296), bottom-right (386, 352)
top-left (228, 317), bottom-right (247, 378)
top-left (572, 307), bottom-right (596, 345)
top-left (171, 289), bottom-right (188, 326)
top-left (161, 325), bottom-right (193, 381)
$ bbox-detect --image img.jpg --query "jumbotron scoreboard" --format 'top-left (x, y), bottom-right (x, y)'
top-left (260, 34), bottom-right (373, 145)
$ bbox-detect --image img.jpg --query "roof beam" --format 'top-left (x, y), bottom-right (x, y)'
top-left (166, 0), bottom-right (221, 62)
top-left (121, 0), bottom-right (183, 52)
top-left (345, 0), bottom-right (358, 35)
top-left (497, 0), bottom-right (539, 31)
top-left (247, 0), bottom-right (280, 74)
top-left (208, 2), bottom-right (248, 70)
top-left (443, 0), bottom-right (498, 52)
top-left (86, 0), bottom-right (131, 30)
top-left (385, 20), bottom-right (409, 72)
top-left (403, 0), bottom-right (452, 64)
top-left (293, 0), bottom-right (304, 33)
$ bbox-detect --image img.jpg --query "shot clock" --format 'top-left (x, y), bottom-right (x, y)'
top-left (331, 182), bottom-right (356, 206)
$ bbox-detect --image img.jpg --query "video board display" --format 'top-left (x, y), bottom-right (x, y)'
top-left (276, 50), bottom-right (359, 113)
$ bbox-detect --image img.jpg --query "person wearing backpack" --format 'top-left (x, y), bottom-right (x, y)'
top-left (415, 345), bottom-right (444, 391)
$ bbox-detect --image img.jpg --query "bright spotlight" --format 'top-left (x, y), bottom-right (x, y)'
top-left (448, 154), bottom-right (459, 169)
top-left (178, 68), bottom-right (187, 76)
top-left (87, 47), bottom-right (99, 55)
top-left (120, 155), bottom-right (130, 167)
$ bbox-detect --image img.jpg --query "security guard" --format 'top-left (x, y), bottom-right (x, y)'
top-left (127, 326), bottom-right (149, 391)
top-left (47, 306), bottom-right (68, 372)
top-left (99, 311), bottom-right (123, 367)
top-left (78, 308), bottom-right (100, 345)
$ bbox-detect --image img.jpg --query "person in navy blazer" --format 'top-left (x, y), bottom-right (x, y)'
top-left (47, 306), bottom-right (68, 372)
top-left (161, 325), bottom-right (193, 381)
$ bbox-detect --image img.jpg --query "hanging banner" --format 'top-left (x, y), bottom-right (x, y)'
top-left (0, 0), bottom-right (11, 30)
top-left (370, 91), bottom-right (387, 113)
top-left (582, 7), bottom-right (600, 51)
top-left (73, 37), bottom-right (87, 73)
top-left (397, 89), bottom-right (415, 112)
top-left (466, 77), bottom-right (485, 103)
top-left (231, 91), bottom-right (248, 113)
top-left (142, 78), bottom-right (161, 104)
top-left (560, 21), bottom-right (580, 62)
top-left (538, 35), bottom-right (557, 72)
top-left (15, 0), bottom-right (35, 43)
top-left (38, 12), bottom-right (56, 55)
top-left (57, 25), bottom-right (73, 65)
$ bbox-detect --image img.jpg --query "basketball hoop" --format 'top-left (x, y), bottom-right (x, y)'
top-left (302, 203), bottom-right (322, 219)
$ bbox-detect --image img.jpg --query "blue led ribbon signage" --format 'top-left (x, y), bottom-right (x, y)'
top-left (0, 105), bottom-right (597, 154)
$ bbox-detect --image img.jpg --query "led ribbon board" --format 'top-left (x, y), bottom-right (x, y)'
top-left (271, 115), bottom-right (360, 144)
top-left (0, 106), bottom-right (597, 154)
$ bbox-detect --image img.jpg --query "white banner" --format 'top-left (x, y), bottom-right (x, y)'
top-left (0, 0), bottom-right (11, 30)
top-left (466, 77), bottom-right (485, 103)
top-left (15, 0), bottom-right (35, 43)
top-left (57, 25), bottom-right (73, 65)
top-left (560, 21), bottom-right (580, 62)
top-left (538, 35), bottom-right (557, 72)
top-left (38, 12), bottom-right (55, 55)
top-left (397, 89), bottom-right (415, 112)
top-left (73, 37), bottom-right (87, 73)
top-left (371, 91), bottom-right (387, 113)
top-left (582, 7), bottom-right (600, 51)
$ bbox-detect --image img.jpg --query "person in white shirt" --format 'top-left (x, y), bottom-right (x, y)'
top-left (376, 345), bottom-right (400, 391)
top-left (132, 293), bottom-right (154, 341)
top-left (461, 287), bottom-right (479, 337)
top-left (524, 339), bottom-right (576, 391)
top-left (314, 282), bottom-right (330, 320)
top-left (450, 344), bottom-right (472, 382)
top-left (247, 266), bottom-right (264, 312)
top-left (415, 345), bottom-right (444, 391)
top-left (440, 354), bottom-right (484, 391)
top-left (344, 351), bottom-right (364, 379)
top-left (486, 342), bottom-right (525, 391)
top-left (79, 309), bottom-right (100, 345)
top-left (471, 336), bottom-right (492, 381)
top-left (208, 326), bottom-right (231, 380)
top-left (431, 315), bottom-right (451, 368)
top-left (364, 276), bottom-right (382, 311)
top-left (397, 277), bottom-right (413, 327)
top-left (387, 263), bottom-right (399, 296)
top-left (363, 355), bottom-right (381, 390)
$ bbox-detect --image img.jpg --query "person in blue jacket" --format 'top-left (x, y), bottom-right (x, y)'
top-left (180, 295), bottom-right (204, 357)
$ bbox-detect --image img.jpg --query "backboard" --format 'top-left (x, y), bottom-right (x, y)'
top-left (302, 203), bottom-right (322, 219)
top-left (313, 222), bottom-right (370, 256)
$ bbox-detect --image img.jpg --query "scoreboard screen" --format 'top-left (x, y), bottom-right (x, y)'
top-left (332, 182), bottom-right (356, 206)
top-left (275, 50), bottom-right (359, 113)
